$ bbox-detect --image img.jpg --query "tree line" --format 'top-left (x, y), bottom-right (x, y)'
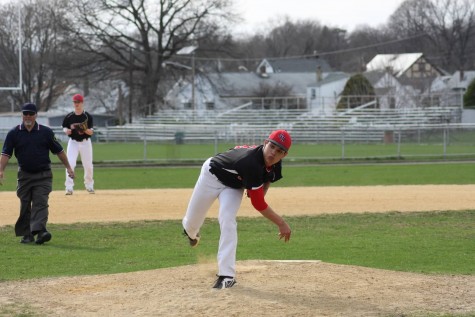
top-left (0, 0), bottom-right (474, 120)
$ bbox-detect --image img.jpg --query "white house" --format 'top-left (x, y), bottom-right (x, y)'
top-left (429, 70), bottom-right (475, 123)
top-left (306, 72), bottom-right (350, 115)
top-left (428, 70), bottom-right (475, 105)
top-left (430, 71), bottom-right (475, 92)
top-left (363, 71), bottom-right (418, 110)
top-left (306, 70), bottom-right (418, 116)
top-left (366, 53), bottom-right (444, 79)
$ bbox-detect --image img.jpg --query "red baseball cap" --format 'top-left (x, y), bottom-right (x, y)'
top-left (267, 130), bottom-right (292, 152)
top-left (72, 94), bottom-right (84, 102)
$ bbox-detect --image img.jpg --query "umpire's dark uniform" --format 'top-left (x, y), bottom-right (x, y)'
top-left (2, 122), bottom-right (64, 237)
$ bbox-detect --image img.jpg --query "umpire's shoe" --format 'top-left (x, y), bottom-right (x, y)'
top-left (183, 229), bottom-right (200, 247)
top-left (35, 231), bottom-right (52, 245)
top-left (20, 234), bottom-right (35, 244)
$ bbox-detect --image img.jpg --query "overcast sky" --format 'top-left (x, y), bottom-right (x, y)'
top-left (0, 0), bottom-right (405, 35)
top-left (232, 0), bottom-right (405, 36)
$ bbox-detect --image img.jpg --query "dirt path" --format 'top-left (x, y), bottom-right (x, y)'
top-left (1, 185), bottom-right (474, 316)
top-left (2, 185), bottom-right (475, 225)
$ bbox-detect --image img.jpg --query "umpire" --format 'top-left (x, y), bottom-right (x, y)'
top-left (0, 103), bottom-right (75, 244)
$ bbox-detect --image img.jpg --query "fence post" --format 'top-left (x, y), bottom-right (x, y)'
top-left (341, 129), bottom-right (345, 160)
top-left (143, 124), bottom-right (147, 161)
top-left (443, 126), bottom-right (447, 159)
top-left (397, 128), bottom-right (401, 158)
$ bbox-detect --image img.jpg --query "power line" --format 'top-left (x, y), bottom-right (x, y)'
top-left (173, 32), bottom-right (428, 63)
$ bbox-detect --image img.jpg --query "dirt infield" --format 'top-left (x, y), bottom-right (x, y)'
top-left (1, 185), bottom-right (474, 316)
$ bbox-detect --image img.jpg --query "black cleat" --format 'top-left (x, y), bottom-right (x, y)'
top-left (212, 276), bottom-right (237, 289)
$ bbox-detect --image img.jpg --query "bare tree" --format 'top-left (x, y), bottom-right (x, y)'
top-left (425, 0), bottom-right (475, 76)
top-left (388, 0), bottom-right (475, 74)
top-left (0, 0), bottom-right (69, 111)
top-left (62, 0), bottom-right (234, 120)
top-left (0, 3), bottom-right (21, 110)
top-left (345, 26), bottom-right (396, 72)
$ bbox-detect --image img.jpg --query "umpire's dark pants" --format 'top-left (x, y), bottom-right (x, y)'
top-left (15, 170), bottom-right (53, 236)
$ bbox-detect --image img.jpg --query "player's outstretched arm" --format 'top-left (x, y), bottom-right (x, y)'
top-left (259, 206), bottom-right (291, 242)
top-left (247, 187), bottom-right (291, 242)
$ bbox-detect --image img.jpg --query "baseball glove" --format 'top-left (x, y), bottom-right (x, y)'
top-left (74, 120), bottom-right (88, 134)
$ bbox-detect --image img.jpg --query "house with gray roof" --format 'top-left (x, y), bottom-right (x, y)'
top-left (429, 70), bottom-right (475, 123)
top-left (430, 70), bottom-right (475, 93)
top-left (256, 57), bottom-right (332, 74)
top-left (164, 57), bottom-right (333, 112)
top-left (164, 71), bottom-right (318, 112)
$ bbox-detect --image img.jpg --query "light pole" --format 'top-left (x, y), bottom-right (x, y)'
top-left (191, 51), bottom-right (195, 111)
top-left (177, 45), bottom-right (198, 111)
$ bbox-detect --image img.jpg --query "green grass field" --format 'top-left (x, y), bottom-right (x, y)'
top-left (82, 141), bottom-right (475, 162)
top-left (0, 211), bottom-right (473, 282)
top-left (1, 162), bottom-right (475, 191)
top-left (0, 149), bottom-right (474, 283)
top-left (6, 141), bottom-right (475, 164)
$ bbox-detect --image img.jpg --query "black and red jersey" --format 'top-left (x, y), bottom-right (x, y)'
top-left (209, 144), bottom-right (283, 190)
top-left (62, 111), bottom-right (93, 141)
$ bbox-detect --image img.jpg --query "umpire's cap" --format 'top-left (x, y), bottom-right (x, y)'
top-left (267, 130), bottom-right (291, 152)
top-left (21, 103), bottom-right (37, 113)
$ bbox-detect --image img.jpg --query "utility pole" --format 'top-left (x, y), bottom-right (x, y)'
top-left (191, 51), bottom-right (196, 112)
top-left (177, 45), bottom-right (198, 112)
top-left (129, 48), bottom-right (133, 123)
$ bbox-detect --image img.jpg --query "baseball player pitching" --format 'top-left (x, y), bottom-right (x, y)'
top-left (62, 94), bottom-right (95, 195)
top-left (182, 129), bottom-right (292, 289)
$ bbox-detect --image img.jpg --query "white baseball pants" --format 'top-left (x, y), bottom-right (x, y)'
top-left (182, 158), bottom-right (244, 278)
top-left (65, 139), bottom-right (94, 190)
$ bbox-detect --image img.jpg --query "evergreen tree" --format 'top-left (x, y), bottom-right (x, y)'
top-left (464, 79), bottom-right (475, 109)
top-left (337, 74), bottom-right (375, 110)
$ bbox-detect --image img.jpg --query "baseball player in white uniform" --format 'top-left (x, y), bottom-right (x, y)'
top-left (182, 130), bottom-right (292, 289)
top-left (62, 94), bottom-right (95, 195)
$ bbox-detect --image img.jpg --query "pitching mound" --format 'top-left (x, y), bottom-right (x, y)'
top-left (0, 260), bottom-right (473, 316)
top-left (0, 186), bottom-right (474, 316)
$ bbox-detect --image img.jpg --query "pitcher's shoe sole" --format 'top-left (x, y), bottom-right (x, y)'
top-left (183, 229), bottom-right (200, 247)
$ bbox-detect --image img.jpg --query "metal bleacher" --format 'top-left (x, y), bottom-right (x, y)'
top-left (95, 106), bottom-right (462, 144)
